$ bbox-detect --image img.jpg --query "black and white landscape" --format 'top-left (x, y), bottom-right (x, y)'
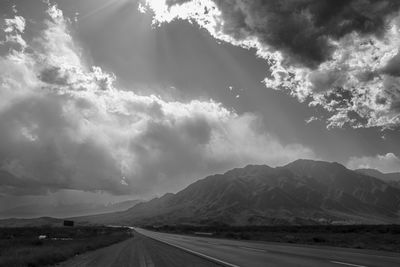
top-left (77, 159), bottom-right (400, 226)
top-left (1, 1), bottom-right (400, 266)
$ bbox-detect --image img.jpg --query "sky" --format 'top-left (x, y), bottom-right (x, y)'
top-left (1, 0), bottom-right (400, 209)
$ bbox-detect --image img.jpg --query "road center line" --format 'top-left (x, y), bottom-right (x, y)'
top-left (165, 242), bottom-right (240, 267)
top-left (239, 246), bottom-right (266, 252)
top-left (139, 252), bottom-right (146, 267)
top-left (330, 260), bottom-right (368, 267)
top-left (144, 250), bottom-right (155, 267)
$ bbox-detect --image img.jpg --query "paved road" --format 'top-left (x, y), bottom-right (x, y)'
top-left (60, 228), bottom-right (400, 267)
top-left (135, 228), bottom-right (400, 267)
top-left (58, 231), bottom-right (219, 267)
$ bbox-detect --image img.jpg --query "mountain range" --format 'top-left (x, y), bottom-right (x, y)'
top-left (0, 168), bottom-right (142, 219)
top-left (0, 200), bottom-right (142, 219)
top-left (76, 159), bottom-right (400, 226)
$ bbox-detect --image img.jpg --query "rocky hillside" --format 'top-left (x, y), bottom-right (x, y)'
top-left (77, 160), bottom-right (400, 226)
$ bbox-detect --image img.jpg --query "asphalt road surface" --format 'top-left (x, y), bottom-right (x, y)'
top-left (60, 228), bottom-right (400, 267)
top-left (58, 230), bottom-right (220, 267)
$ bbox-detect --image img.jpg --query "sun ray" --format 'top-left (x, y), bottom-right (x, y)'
top-left (79, 0), bottom-right (127, 21)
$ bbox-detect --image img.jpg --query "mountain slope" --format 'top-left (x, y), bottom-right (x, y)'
top-left (77, 160), bottom-right (400, 226)
top-left (355, 169), bottom-right (400, 189)
top-left (356, 168), bottom-right (400, 181)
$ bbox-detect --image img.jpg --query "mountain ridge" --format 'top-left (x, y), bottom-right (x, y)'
top-left (75, 159), bottom-right (400, 226)
top-left (355, 168), bottom-right (400, 189)
top-left (355, 168), bottom-right (400, 181)
top-left (0, 200), bottom-right (142, 219)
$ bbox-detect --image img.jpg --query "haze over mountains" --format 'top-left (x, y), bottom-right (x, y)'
top-left (355, 169), bottom-right (400, 189)
top-left (0, 200), bottom-right (142, 219)
top-left (76, 159), bottom-right (400, 226)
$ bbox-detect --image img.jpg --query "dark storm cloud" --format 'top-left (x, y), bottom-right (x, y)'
top-left (146, 0), bottom-right (400, 128)
top-left (168, 0), bottom-right (400, 68)
top-left (381, 52), bottom-right (400, 77)
top-left (166, 0), bottom-right (191, 5)
top-left (39, 67), bottom-right (70, 85)
top-left (129, 118), bottom-right (214, 193)
top-left (0, 170), bottom-right (48, 196)
top-left (0, 95), bottom-right (129, 195)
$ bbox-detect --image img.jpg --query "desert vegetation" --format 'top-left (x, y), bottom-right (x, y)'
top-left (0, 226), bottom-right (132, 267)
top-left (144, 224), bottom-right (400, 253)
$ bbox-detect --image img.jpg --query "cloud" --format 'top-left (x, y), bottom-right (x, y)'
top-left (348, 153), bottom-right (400, 173)
top-left (0, 3), bottom-right (314, 197)
top-left (1, 14), bottom-right (26, 51)
top-left (143, 0), bottom-right (400, 129)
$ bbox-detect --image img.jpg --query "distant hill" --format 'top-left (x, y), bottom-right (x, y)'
top-left (355, 168), bottom-right (400, 189)
top-left (76, 159), bottom-right (400, 226)
top-left (0, 170), bottom-right (142, 219)
top-left (0, 217), bottom-right (64, 227)
top-left (0, 200), bottom-right (142, 219)
top-left (355, 168), bottom-right (400, 182)
top-left (0, 217), bottom-right (97, 227)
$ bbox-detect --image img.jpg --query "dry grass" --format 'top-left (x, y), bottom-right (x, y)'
top-left (144, 224), bottom-right (400, 253)
top-left (0, 226), bottom-right (132, 267)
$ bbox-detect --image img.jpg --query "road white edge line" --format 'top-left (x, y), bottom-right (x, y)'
top-left (139, 232), bottom-right (240, 267)
top-left (164, 242), bottom-right (240, 267)
top-left (330, 260), bottom-right (367, 267)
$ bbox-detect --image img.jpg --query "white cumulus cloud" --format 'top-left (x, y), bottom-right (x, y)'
top-left (0, 3), bottom-right (314, 197)
top-left (347, 153), bottom-right (400, 173)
